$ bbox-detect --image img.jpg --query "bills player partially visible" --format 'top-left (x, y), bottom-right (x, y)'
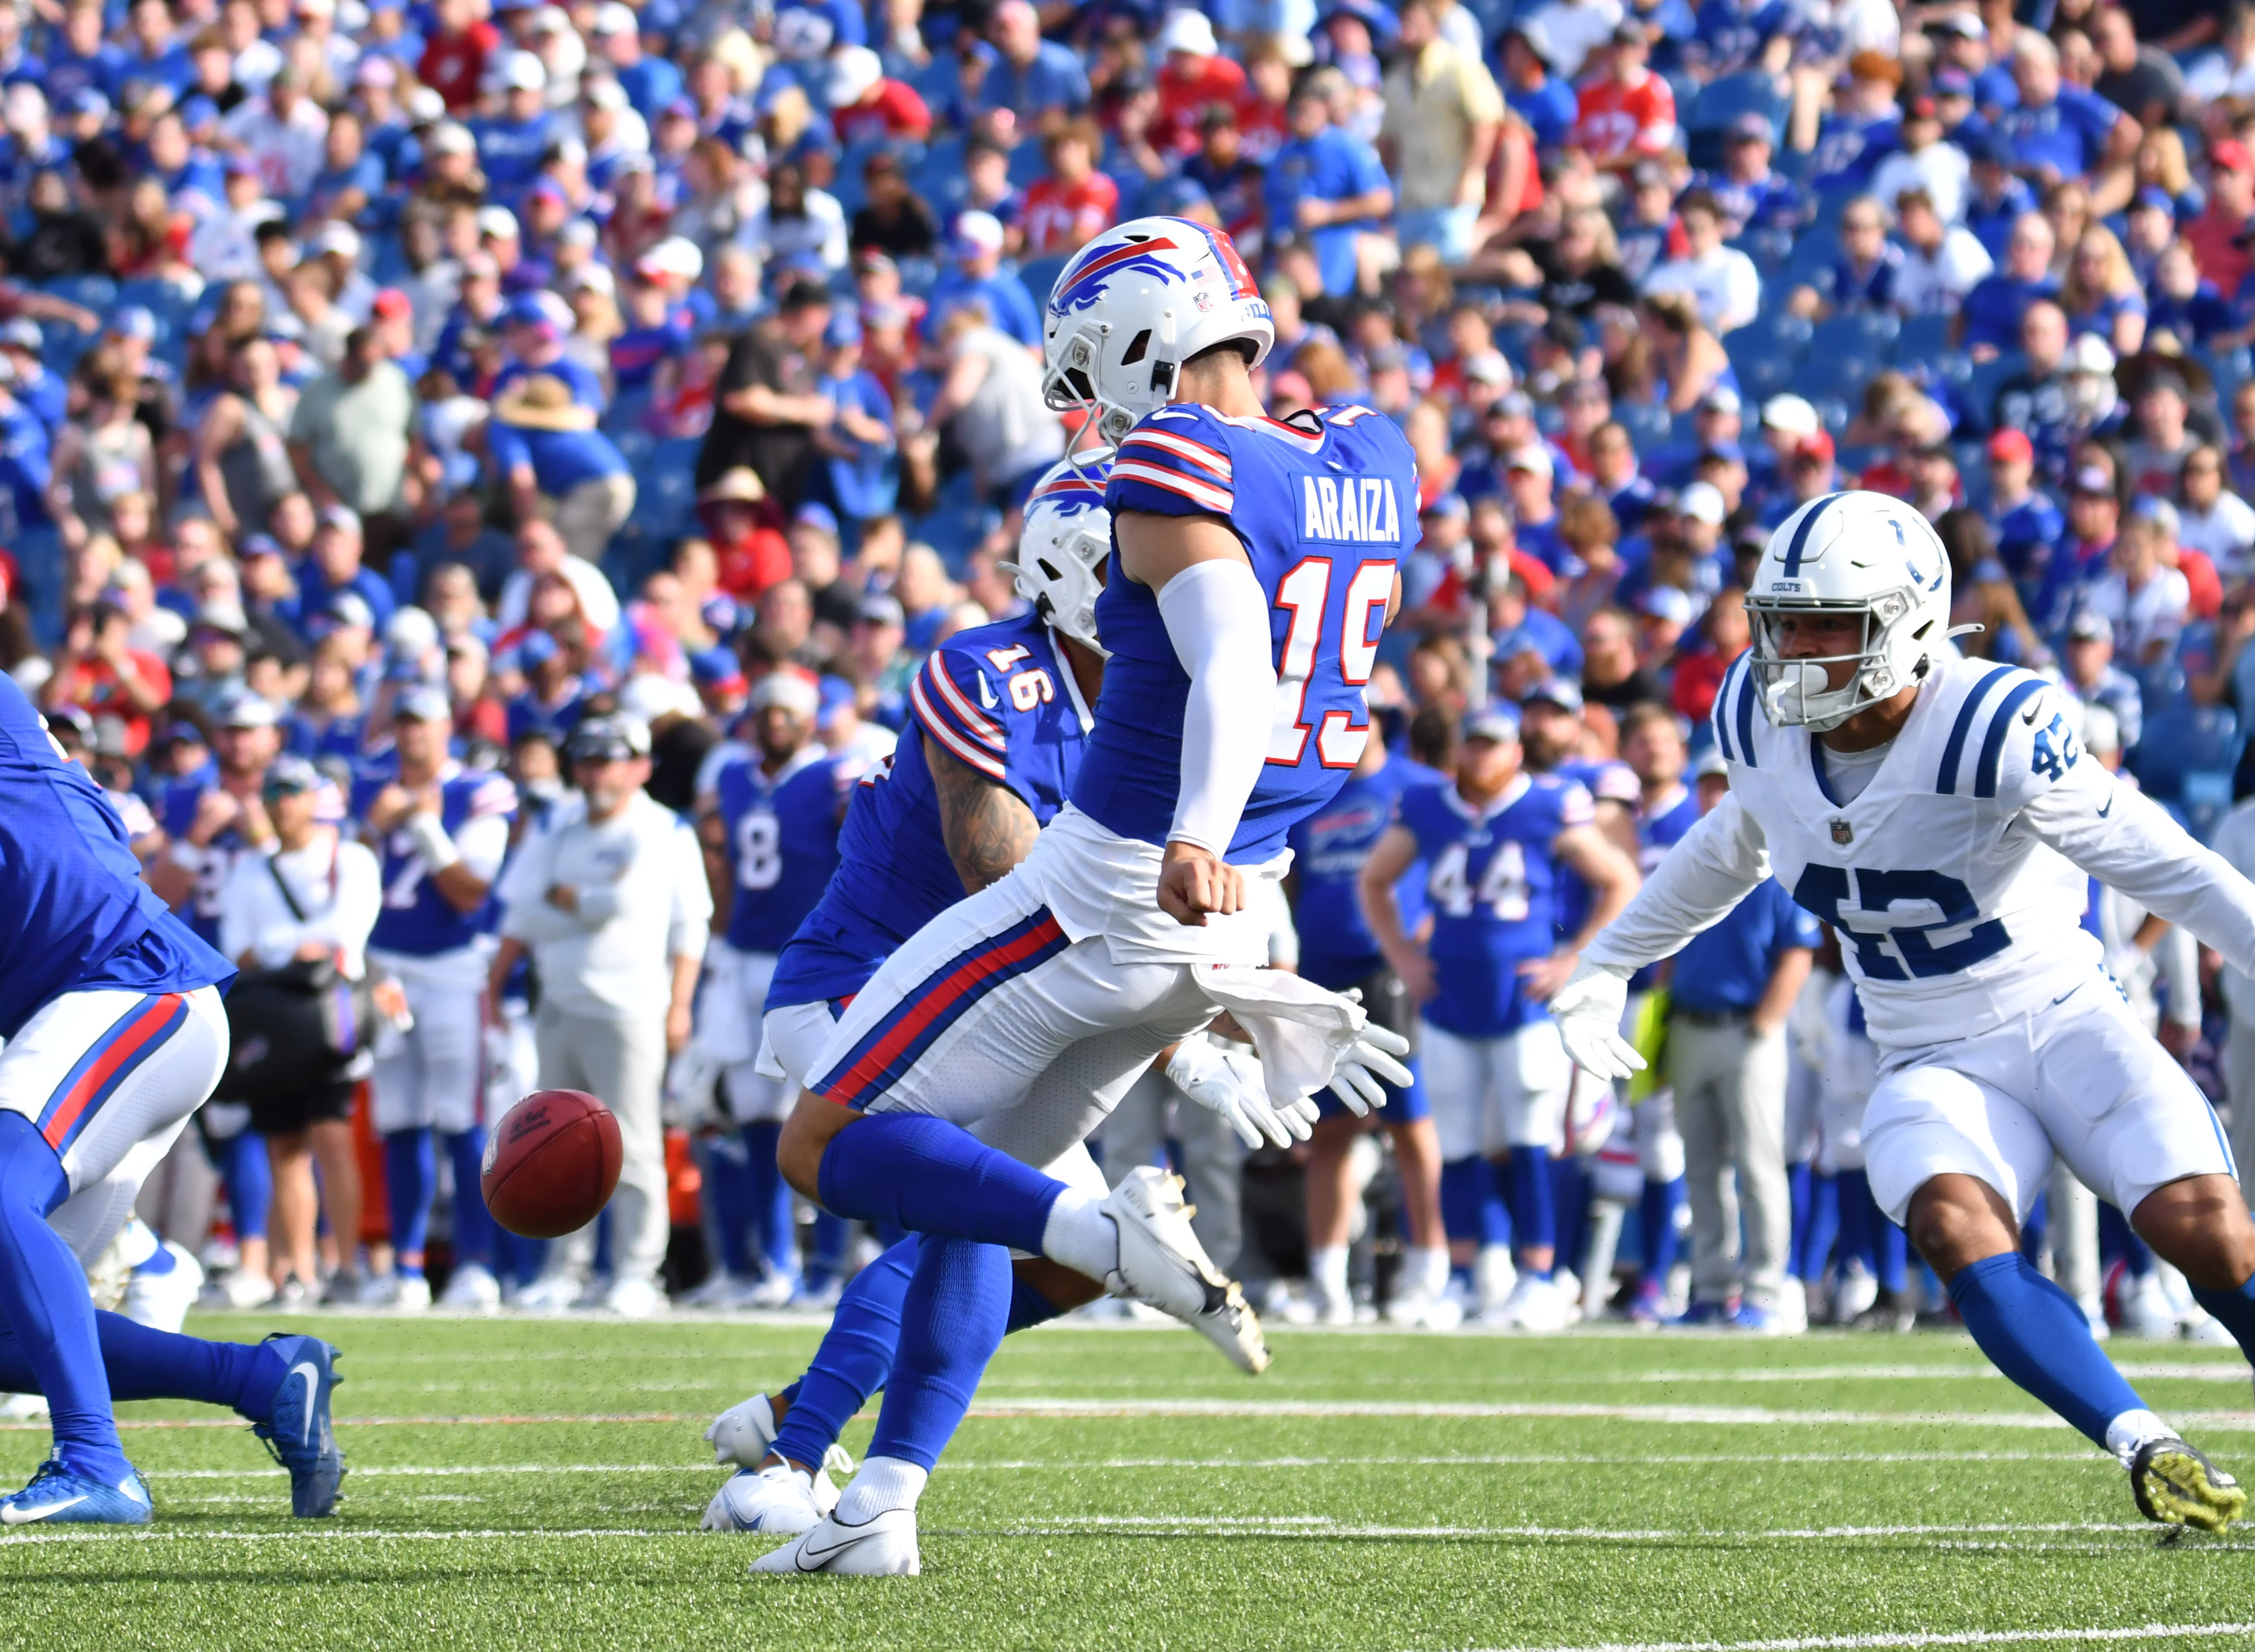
top-left (691, 671), bottom-right (854, 1308)
top-left (0, 674), bottom-right (343, 1524)
top-left (1359, 704), bottom-right (1639, 1330)
top-left (1555, 489), bottom-right (2255, 1534)
top-left (751, 218), bottom-right (1411, 1575)
top-left (351, 685), bottom-right (517, 1311)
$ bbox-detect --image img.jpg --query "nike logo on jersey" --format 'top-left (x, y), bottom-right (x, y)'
top-left (1, 1495), bottom-right (86, 1524)
top-left (2023, 702), bottom-right (2041, 724)
top-left (1301, 474), bottom-right (1402, 544)
top-left (289, 1363), bottom-right (320, 1443)
top-left (976, 673), bottom-right (998, 710)
top-left (2098, 796), bottom-right (2113, 817)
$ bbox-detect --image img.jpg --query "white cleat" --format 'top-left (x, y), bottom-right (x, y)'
top-left (362, 1272), bottom-right (432, 1311)
top-left (1099, 1167), bottom-right (1268, 1373)
top-left (510, 1272), bottom-right (585, 1312)
top-left (2121, 1272), bottom-right (2180, 1339)
top-left (201, 1268), bottom-right (275, 1310)
top-left (437, 1262), bottom-right (502, 1312)
top-left (598, 1274), bottom-right (668, 1318)
top-left (676, 1271), bottom-right (746, 1309)
top-left (751, 1507), bottom-right (920, 1576)
top-left (736, 1274), bottom-right (799, 1310)
top-left (121, 1243), bottom-right (205, 1334)
top-left (1383, 1287), bottom-right (1463, 1330)
top-left (704, 1460), bottom-right (843, 1533)
top-left (0, 1392), bottom-right (49, 1421)
top-left (1498, 1273), bottom-right (1573, 1332)
top-left (1474, 1244), bottom-right (1518, 1321)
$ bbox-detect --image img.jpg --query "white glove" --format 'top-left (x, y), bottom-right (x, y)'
top-left (665, 1045), bottom-right (723, 1132)
top-left (1326, 989), bottom-right (1414, 1117)
top-left (1549, 960), bottom-right (1644, 1081)
top-left (1167, 1034), bottom-right (1317, 1150)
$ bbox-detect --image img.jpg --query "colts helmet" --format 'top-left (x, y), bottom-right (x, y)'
top-left (1041, 217), bottom-right (1274, 450)
top-left (1008, 455), bottom-right (1112, 655)
top-left (1746, 490), bottom-right (1954, 732)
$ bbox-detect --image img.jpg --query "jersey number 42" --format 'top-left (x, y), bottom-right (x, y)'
top-left (1793, 866), bottom-right (2011, 981)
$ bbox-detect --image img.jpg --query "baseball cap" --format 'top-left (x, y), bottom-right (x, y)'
top-left (1678, 481), bottom-right (1726, 525)
top-left (1640, 585), bottom-right (1696, 626)
top-left (591, 1), bottom-right (637, 32)
top-left (1420, 491), bottom-right (1468, 519)
top-left (219, 691), bottom-right (277, 727)
top-left (193, 600), bottom-right (249, 637)
top-left (261, 754), bottom-right (322, 797)
top-left (371, 287), bottom-right (412, 321)
top-left (2067, 609), bottom-right (2113, 642)
top-left (1987, 428), bottom-right (2034, 463)
top-left (1933, 67), bottom-right (1975, 97)
top-left (1793, 430), bottom-right (1837, 463)
top-left (822, 311), bottom-right (863, 349)
top-left (749, 670), bottom-right (822, 718)
top-left (308, 221), bottom-right (361, 260)
top-left (501, 51), bottom-right (547, 92)
top-left (393, 683), bottom-right (453, 723)
top-left (1505, 445), bottom-right (1553, 479)
top-left (2135, 185), bottom-right (2176, 214)
top-left (1157, 8), bottom-right (1218, 54)
top-left (108, 306), bottom-right (157, 341)
top-left (793, 502), bottom-right (841, 537)
top-left (2071, 463), bottom-right (2117, 496)
top-left (856, 593), bottom-right (906, 627)
top-left (1697, 385), bottom-right (1743, 417)
top-left (2065, 334), bottom-right (2117, 376)
top-left (476, 205), bottom-right (521, 240)
top-left (513, 630), bottom-right (559, 668)
top-left (323, 591), bottom-right (376, 632)
top-left (0, 317), bottom-right (41, 351)
top-left (565, 712), bottom-right (650, 763)
top-left (1727, 112), bottom-right (1771, 142)
top-left (319, 502), bottom-right (363, 535)
top-left (353, 57), bottom-right (398, 88)
top-left (1464, 704), bottom-right (1522, 744)
top-left (2214, 139), bottom-right (2253, 175)
top-left (1934, 11), bottom-right (1985, 36)
top-left (1692, 746), bottom-right (1729, 781)
top-left (1463, 350), bottom-right (1513, 388)
top-left (952, 210), bottom-right (1005, 259)
top-left (1524, 677), bottom-right (1584, 714)
top-left (427, 120), bottom-right (475, 156)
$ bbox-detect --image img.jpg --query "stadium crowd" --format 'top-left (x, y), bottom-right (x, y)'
top-left (12, 0), bottom-right (2255, 1337)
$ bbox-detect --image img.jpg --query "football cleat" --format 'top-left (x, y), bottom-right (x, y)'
top-left (436, 1262), bottom-right (502, 1311)
top-left (1100, 1167), bottom-right (1268, 1373)
top-left (703, 1460), bottom-right (845, 1533)
top-left (122, 1241), bottom-right (205, 1334)
top-left (1496, 1273), bottom-right (1572, 1332)
top-left (676, 1271), bottom-right (747, 1309)
top-left (2131, 1438), bottom-right (2246, 1535)
top-left (253, 1334), bottom-right (345, 1518)
top-left (1669, 1299), bottom-right (1737, 1328)
top-left (751, 1506), bottom-right (920, 1575)
top-left (361, 1272), bottom-right (431, 1311)
top-left (0, 1459), bottom-right (151, 1526)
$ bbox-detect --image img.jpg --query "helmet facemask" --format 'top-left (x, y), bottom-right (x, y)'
top-left (1746, 587), bottom-right (1929, 732)
top-left (1003, 513), bottom-right (1110, 657)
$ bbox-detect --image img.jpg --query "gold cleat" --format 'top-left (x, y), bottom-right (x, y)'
top-left (2131, 1438), bottom-right (2247, 1535)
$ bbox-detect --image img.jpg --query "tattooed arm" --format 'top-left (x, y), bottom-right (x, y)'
top-left (926, 733), bottom-right (1040, 895)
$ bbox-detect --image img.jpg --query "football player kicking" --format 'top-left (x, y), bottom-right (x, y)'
top-left (703, 458), bottom-right (1318, 1536)
top-left (0, 673), bottom-right (343, 1524)
top-left (749, 218), bottom-right (1413, 1574)
top-left (1553, 490), bottom-right (2255, 1534)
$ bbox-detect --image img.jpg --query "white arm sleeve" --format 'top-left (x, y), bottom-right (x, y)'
top-left (1155, 556), bottom-right (1279, 857)
top-left (667, 818), bottom-right (715, 960)
top-left (2022, 761), bottom-right (2255, 981)
top-left (1579, 788), bottom-right (1774, 975)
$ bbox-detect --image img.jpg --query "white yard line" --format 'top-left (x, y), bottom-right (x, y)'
top-left (1441, 1624), bottom-right (2255, 1652)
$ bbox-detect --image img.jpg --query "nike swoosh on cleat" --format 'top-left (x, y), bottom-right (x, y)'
top-left (796, 1525), bottom-right (879, 1569)
top-left (1, 1495), bottom-right (86, 1524)
top-left (289, 1363), bottom-right (319, 1446)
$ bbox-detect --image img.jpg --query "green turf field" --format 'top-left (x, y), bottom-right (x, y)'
top-left (5, 1313), bottom-right (2254, 1651)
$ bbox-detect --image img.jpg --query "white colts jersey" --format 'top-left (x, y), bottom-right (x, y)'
top-left (1591, 651), bottom-right (2255, 1051)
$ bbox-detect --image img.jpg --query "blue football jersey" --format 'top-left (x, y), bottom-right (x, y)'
top-left (712, 744), bottom-right (855, 954)
top-left (1078, 402), bottom-right (1419, 863)
top-left (0, 675), bottom-right (233, 1038)
top-left (1398, 772), bottom-right (1593, 1038)
top-left (1286, 751), bottom-right (1441, 991)
top-left (352, 765), bottom-right (518, 957)
top-left (1630, 780), bottom-right (1702, 990)
top-left (1548, 755), bottom-right (1638, 942)
top-left (159, 780), bottom-right (263, 948)
top-left (768, 612), bottom-right (1094, 1007)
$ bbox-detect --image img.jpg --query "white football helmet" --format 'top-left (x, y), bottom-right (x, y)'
top-left (1042, 216), bottom-right (1274, 452)
top-left (1746, 490), bottom-right (1953, 732)
top-left (1007, 456), bottom-right (1112, 655)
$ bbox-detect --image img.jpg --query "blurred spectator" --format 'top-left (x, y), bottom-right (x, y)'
top-left (1269, 68), bottom-right (1394, 299)
top-left (489, 373), bottom-right (637, 563)
top-left (1568, 23), bottom-right (1674, 175)
top-left (1645, 189), bottom-right (1760, 335)
top-left (699, 278), bottom-right (832, 501)
top-left (1378, 0), bottom-right (1503, 266)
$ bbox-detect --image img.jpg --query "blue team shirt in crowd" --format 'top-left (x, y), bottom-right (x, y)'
top-left (1508, 77), bottom-right (1578, 152)
top-left (1083, 399), bottom-right (1417, 864)
top-left (1285, 750), bottom-right (1441, 990)
top-left (712, 744), bottom-right (852, 955)
top-left (473, 113), bottom-right (554, 198)
top-left (769, 609), bottom-right (1093, 1006)
top-left (1396, 771), bottom-right (1592, 1038)
top-left (350, 764), bottom-right (516, 958)
top-left (488, 421), bottom-right (629, 496)
top-left (978, 39), bottom-right (1090, 119)
top-left (924, 269), bottom-right (1043, 348)
top-left (0, 674), bottom-right (232, 1039)
top-left (1993, 85), bottom-right (2122, 181)
top-left (1671, 874), bottom-right (1821, 1015)
top-left (1265, 126), bottom-right (1392, 296)
top-left (1959, 272), bottom-right (2061, 353)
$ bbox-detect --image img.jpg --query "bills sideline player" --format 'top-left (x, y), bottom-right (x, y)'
top-left (750, 217), bottom-right (1413, 1575)
top-left (1359, 702), bottom-right (1640, 1330)
top-left (691, 671), bottom-right (855, 1308)
top-left (702, 457), bottom-right (1310, 1536)
top-left (352, 684), bottom-right (518, 1310)
top-left (1553, 489), bottom-right (2255, 1534)
top-left (0, 673), bottom-right (344, 1524)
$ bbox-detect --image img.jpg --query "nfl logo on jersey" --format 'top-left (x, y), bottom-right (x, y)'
top-left (1830, 818), bottom-right (1853, 844)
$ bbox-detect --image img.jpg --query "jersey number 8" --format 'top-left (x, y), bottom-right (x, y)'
top-left (1269, 557), bottom-right (1396, 770)
top-left (735, 810), bottom-right (783, 891)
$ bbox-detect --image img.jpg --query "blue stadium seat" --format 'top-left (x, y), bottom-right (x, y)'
top-left (2132, 704), bottom-right (2242, 822)
top-left (1811, 310), bottom-right (1900, 362)
top-left (1616, 402), bottom-right (1671, 448)
top-left (41, 273), bottom-right (116, 315)
top-left (1837, 442), bottom-right (1886, 478)
top-left (1896, 313), bottom-right (1953, 370)
top-left (1730, 346), bottom-right (1796, 402)
top-left (1789, 352), bottom-right (1878, 404)
top-left (1734, 309), bottom-right (1814, 359)
top-left (1684, 72), bottom-right (1786, 168)
top-left (1962, 353), bottom-right (2024, 431)
top-left (627, 436), bottom-right (703, 544)
top-left (1810, 396), bottom-right (1851, 436)
top-left (1015, 253), bottom-right (1072, 309)
top-left (1732, 226), bottom-right (1794, 277)
top-left (1007, 138), bottom-right (1051, 188)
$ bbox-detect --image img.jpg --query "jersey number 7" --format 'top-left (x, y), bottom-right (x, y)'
top-left (1268, 557), bottom-right (1396, 770)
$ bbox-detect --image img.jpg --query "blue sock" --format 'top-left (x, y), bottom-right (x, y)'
top-left (1787, 1160), bottom-right (1812, 1274)
top-left (1439, 1157), bottom-right (1511, 1248)
top-left (1550, 1155), bottom-right (1588, 1278)
top-left (1949, 1251), bottom-right (2145, 1448)
top-left (770, 1240), bottom-right (917, 1470)
top-left (816, 1113), bottom-right (1063, 1255)
top-left (743, 1122), bottom-right (797, 1281)
top-left (1639, 1176), bottom-right (1683, 1287)
top-left (1503, 1149), bottom-right (1554, 1274)
top-left (2099, 1201), bottom-right (2153, 1277)
top-left (702, 1134), bottom-right (753, 1278)
top-left (2191, 1272), bottom-right (2255, 1365)
top-left (0, 1310), bottom-right (282, 1415)
top-left (2019, 1190), bottom-right (2050, 1264)
top-left (1878, 1215), bottom-right (1909, 1295)
top-left (220, 1129), bottom-right (269, 1244)
top-left (0, 1112), bottom-right (128, 1483)
top-left (446, 1130), bottom-right (494, 1269)
top-left (1006, 1268), bottom-right (1065, 1332)
top-left (804, 1211), bottom-right (850, 1291)
top-left (136, 1244), bottom-right (177, 1278)
top-left (383, 1128), bottom-right (434, 1273)
top-left (864, 1237), bottom-right (1012, 1472)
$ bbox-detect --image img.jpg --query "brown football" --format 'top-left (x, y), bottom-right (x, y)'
top-left (481, 1089), bottom-right (623, 1239)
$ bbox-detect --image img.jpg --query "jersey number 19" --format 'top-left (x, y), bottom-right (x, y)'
top-left (1268, 558), bottom-right (1395, 770)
